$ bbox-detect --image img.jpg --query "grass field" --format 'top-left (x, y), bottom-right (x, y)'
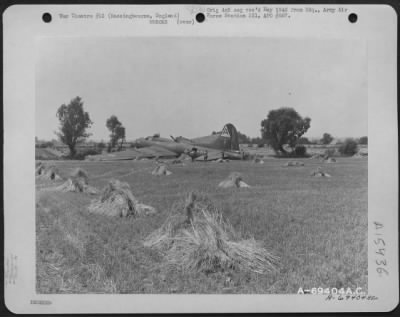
top-left (36, 157), bottom-right (368, 294)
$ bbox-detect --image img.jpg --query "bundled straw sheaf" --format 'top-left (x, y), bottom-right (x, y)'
top-left (56, 168), bottom-right (98, 194)
top-left (151, 164), bottom-right (172, 176)
top-left (284, 160), bottom-right (304, 167)
top-left (35, 162), bottom-right (45, 175)
top-left (310, 166), bottom-right (331, 178)
top-left (88, 179), bottom-right (156, 217)
top-left (352, 152), bottom-right (368, 158)
top-left (218, 172), bottom-right (250, 188)
top-left (309, 154), bottom-right (324, 160)
top-left (213, 158), bottom-right (230, 163)
top-left (323, 157), bottom-right (336, 163)
top-left (253, 157), bottom-right (264, 164)
top-left (35, 164), bottom-right (62, 181)
top-left (144, 192), bottom-right (279, 274)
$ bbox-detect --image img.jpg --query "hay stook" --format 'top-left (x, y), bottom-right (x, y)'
top-left (352, 151), bottom-right (368, 158)
top-left (214, 158), bottom-right (230, 163)
top-left (88, 179), bottom-right (156, 217)
top-left (35, 162), bottom-right (45, 175)
top-left (323, 157), bottom-right (336, 163)
top-left (36, 164), bottom-right (62, 181)
top-left (171, 159), bottom-right (185, 165)
top-left (56, 168), bottom-right (98, 194)
top-left (284, 160), bottom-right (305, 167)
top-left (218, 172), bottom-right (250, 188)
top-left (144, 192), bottom-right (279, 275)
top-left (151, 164), bottom-right (172, 176)
top-left (309, 154), bottom-right (324, 160)
top-left (310, 166), bottom-right (331, 178)
top-left (253, 157), bottom-right (265, 164)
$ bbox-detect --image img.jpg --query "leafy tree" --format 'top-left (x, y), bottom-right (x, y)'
top-left (97, 141), bottom-right (106, 151)
top-left (237, 131), bottom-right (251, 144)
top-left (297, 137), bottom-right (310, 145)
top-left (321, 133), bottom-right (334, 145)
top-left (56, 96), bottom-right (92, 158)
top-left (115, 125), bottom-right (126, 150)
top-left (250, 137), bottom-right (263, 146)
top-left (106, 115), bottom-right (126, 151)
top-left (261, 107), bottom-right (311, 154)
top-left (294, 145), bottom-right (307, 156)
top-left (338, 138), bottom-right (358, 156)
top-left (358, 136), bottom-right (368, 145)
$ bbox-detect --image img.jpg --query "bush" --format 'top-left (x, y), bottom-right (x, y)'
top-left (324, 148), bottom-right (336, 158)
top-left (73, 148), bottom-right (102, 160)
top-left (358, 136), bottom-right (368, 145)
top-left (36, 141), bottom-right (54, 148)
top-left (339, 139), bottom-right (358, 156)
top-left (294, 145), bottom-right (307, 156)
top-left (97, 142), bottom-right (106, 150)
top-left (297, 137), bottom-right (310, 145)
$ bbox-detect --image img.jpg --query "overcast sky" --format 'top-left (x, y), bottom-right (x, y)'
top-left (36, 37), bottom-right (367, 141)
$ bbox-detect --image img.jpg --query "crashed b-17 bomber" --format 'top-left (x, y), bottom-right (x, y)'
top-left (86, 123), bottom-right (249, 162)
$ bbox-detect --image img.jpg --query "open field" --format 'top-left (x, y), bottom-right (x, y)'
top-left (36, 157), bottom-right (368, 294)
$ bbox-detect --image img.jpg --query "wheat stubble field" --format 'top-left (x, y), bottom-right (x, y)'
top-left (36, 157), bottom-right (367, 294)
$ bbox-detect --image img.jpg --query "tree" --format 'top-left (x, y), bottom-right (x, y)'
top-left (237, 131), bottom-right (251, 144)
top-left (115, 125), bottom-right (126, 150)
top-left (250, 137), bottom-right (263, 146)
top-left (297, 137), bottom-right (310, 145)
top-left (294, 145), bottom-right (307, 156)
top-left (321, 133), bottom-right (334, 145)
top-left (97, 141), bottom-right (106, 151)
top-left (261, 107), bottom-right (311, 154)
top-left (358, 136), bottom-right (368, 145)
top-left (106, 115), bottom-right (126, 151)
top-left (56, 96), bottom-right (92, 158)
top-left (338, 138), bottom-right (358, 156)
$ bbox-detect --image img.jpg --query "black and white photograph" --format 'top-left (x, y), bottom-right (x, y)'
top-left (35, 36), bottom-right (368, 294)
top-left (3, 3), bottom-right (398, 313)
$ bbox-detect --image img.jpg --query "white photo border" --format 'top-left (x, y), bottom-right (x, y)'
top-left (3, 4), bottom-right (398, 313)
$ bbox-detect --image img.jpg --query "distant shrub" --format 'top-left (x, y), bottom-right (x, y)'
top-left (321, 133), bottom-right (333, 145)
top-left (97, 142), bottom-right (106, 150)
top-left (74, 148), bottom-right (102, 160)
top-left (358, 136), bottom-right (368, 145)
top-left (37, 141), bottom-right (54, 148)
top-left (338, 139), bottom-right (358, 156)
top-left (294, 145), bottom-right (307, 156)
top-left (324, 148), bottom-right (336, 158)
top-left (297, 137), bottom-right (310, 145)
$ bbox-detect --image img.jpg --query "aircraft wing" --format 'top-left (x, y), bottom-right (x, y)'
top-left (136, 146), bottom-right (178, 158)
top-left (203, 149), bottom-right (223, 160)
top-left (86, 149), bottom-right (143, 161)
top-left (192, 146), bottom-right (245, 161)
top-left (191, 146), bottom-right (223, 161)
top-left (85, 146), bottom-right (178, 161)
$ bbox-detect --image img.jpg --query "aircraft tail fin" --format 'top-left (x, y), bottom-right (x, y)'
top-left (220, 123), bottom-right (239, 151)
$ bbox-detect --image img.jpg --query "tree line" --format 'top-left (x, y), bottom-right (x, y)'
top-left (53, 96), bottom-right (367, 158)
top-left (55, 96), bottom-right (126, 158)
